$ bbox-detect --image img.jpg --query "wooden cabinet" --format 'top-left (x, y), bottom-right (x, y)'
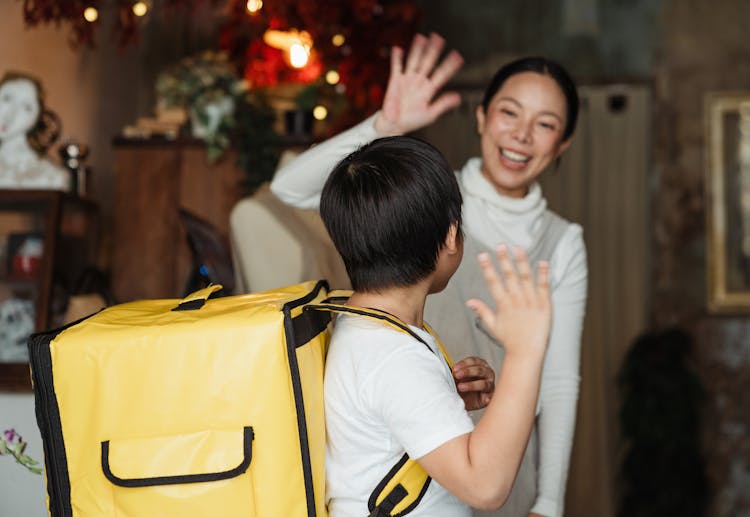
top-left (0, 190), bottom-right (99, 391)
top-left (111, 140), bottom-right (245, 303)
top-left (111, 137), bottom-right (312, 303)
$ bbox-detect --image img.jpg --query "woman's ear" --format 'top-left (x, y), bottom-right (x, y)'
top-left (556, 136), bottom-right (573, 158)
top-left (475, 105), bottom-right (486, 135)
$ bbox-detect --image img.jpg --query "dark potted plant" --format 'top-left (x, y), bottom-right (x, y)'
top-left (617, 328), bottom-right (709, 517)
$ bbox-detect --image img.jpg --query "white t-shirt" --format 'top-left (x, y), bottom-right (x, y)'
top-left (325, 314), bottom-right (475, 517)
top-left (272, 114), bottom-right (586, 517)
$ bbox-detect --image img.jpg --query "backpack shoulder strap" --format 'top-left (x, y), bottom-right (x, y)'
top-left (305, 303), bottom-right (452, 367)
top-left (305, 301), bottom-right (446, 516)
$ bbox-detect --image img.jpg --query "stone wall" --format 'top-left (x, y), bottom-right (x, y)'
top-left (654, 1), bottom-right (750, 514)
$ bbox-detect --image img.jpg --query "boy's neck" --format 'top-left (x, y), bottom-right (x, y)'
top-left (348, 281), bottom-right (431, 328)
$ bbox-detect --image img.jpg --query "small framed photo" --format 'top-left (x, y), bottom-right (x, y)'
top-left (705, 91), bottom-right (750, 312)
top-left (6, 232), bottom-right (44, 279)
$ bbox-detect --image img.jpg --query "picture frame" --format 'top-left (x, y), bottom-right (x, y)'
top-left (705, 91), bottom-right (750, 312)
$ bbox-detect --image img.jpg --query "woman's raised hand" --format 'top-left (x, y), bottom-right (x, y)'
top-left (466, 245), bottom-right (552, 359)
top-left (374, 33), bottom-right (464, 137)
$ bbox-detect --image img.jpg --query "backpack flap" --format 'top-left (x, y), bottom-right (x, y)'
top-left (102, 426), bottom-right (254, 488)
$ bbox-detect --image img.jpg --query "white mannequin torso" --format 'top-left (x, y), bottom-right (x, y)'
top-left (0, 77), bottom-right (68, 191)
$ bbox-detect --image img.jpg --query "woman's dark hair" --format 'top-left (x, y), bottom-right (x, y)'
top-left (320, 136), bottom-right (462, 292)
top-left (0, 71), bottom-right (61, 155)
top-left (481, 56), bottom-right (579, 141)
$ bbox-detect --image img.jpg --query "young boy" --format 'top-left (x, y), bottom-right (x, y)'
top-left (320, 136), bottom-right (551, 516)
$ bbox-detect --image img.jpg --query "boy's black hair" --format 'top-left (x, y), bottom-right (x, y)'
top-left (320, 136), bottom-right (462, 292)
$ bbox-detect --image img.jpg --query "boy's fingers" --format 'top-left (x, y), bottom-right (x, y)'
top-left (496, 244), bottom-right (520, 296)
top-left (535, 261), bottom-right (550, 300)
top-left (513, 247), bottom-right (535, 298)
top-left (476, 252), bottom-right (508, 305)
top-left (466, 298), bottom-right (495, 330)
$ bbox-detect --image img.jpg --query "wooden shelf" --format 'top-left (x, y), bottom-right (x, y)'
top-left (0, 190), bottom-right (99, 391)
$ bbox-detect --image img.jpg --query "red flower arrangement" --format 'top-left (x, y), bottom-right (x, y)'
top-left (20, 0), bottom-right (421, 128)
top-left (219, 0), bottom-right (421, 128)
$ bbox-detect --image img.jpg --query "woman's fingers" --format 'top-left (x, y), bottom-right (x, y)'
top-left (427, 91), bottom-right (462, 122)
top-left (416, 33), bottom-right (445, 76)
top-left (389, 45), bottom-right (404, 77)
top-left (404, 33), bottom-right (428, 73)
top-left (456, 377), bottom-right (494, 394)
top-left (453, 357), bottom-right (492, 379)
top-left (429, 49), bottom-right (464, 90)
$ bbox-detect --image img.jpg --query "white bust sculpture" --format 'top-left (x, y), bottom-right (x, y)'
top-left (0, 73), bottom-right (69, 191)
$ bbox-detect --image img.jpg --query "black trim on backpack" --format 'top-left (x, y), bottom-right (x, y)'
top-left (101, 427), bottom-right (254, 488)
top-left (282, 280), bottom-right (330, 517)
top-left (366, 453), bottom-right (432, 517)
top-left (292, 309), bottom-right (332, 348)
top-left (172, 298), bottom-right (207, 311)
top-left (28, 313), bottom-right (99, 517)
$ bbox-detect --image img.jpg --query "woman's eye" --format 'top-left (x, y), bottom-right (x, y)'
top-left (499, 108), bottom-right (516, 117)
top-left (538, 121), bottom-right (556, 131)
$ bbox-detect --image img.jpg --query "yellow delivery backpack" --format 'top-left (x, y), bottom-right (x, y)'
top-left (28, 280), bottom-right (452, 517)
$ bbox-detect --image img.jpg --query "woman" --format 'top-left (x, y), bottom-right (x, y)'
top-left (271, 33), bottom-right (586, 517)
top-left (0, 72), bottom-right (68, 190)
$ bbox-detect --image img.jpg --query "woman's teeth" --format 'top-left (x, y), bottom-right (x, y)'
top-left (501, 149), bottom-right (530, 163)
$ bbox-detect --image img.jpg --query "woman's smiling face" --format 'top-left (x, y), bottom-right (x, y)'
top-left (475, 71), bottom-right (572, 198)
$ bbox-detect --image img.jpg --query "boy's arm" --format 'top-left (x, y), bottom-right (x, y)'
top-left (417, 246), bottom-right (551, 511)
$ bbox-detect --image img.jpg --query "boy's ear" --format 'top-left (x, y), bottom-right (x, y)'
top-left (445, 224), bottom-right (461, 253)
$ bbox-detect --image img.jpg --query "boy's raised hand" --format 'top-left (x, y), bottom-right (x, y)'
top-left (466, 245), bottom-right (552, 359)
top-left (374, 32), bottom-right (464, 137)
top-left (453, 357), bottom-right (495, 411)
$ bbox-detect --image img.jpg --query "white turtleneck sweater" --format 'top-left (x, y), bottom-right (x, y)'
top-left (270, 114), bottom-right (587, 517)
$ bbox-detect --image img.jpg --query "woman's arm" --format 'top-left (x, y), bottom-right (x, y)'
top-left (530, 228), bottom-right (588, 517)
top-left (270, 114), bottom-right (381, 209)
top-left (418, 246), bottom-right (552, 511)
top-left (270, 33), bottom-right (464, 209)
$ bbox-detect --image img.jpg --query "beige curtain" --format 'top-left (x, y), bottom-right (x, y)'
top-left (418, 84), bottom-right (652, 517)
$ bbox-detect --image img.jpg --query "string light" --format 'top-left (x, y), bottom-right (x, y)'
top-left (246, 0), bottom-right (263, 13)
top-left (332, 34), bottom-right (345, 47)
top-left (132, 2), bottom-right (148, 16)
top-left (289, 41), bottom-right (310, 68)
top-left (313, 105), bottom-right (328, 121)
top-left (325, 70), bottom-right (340, 85)
top-left (83, 7), bottom-right (99, 22)
top-left (264, 29), bottom-right (312, 69)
